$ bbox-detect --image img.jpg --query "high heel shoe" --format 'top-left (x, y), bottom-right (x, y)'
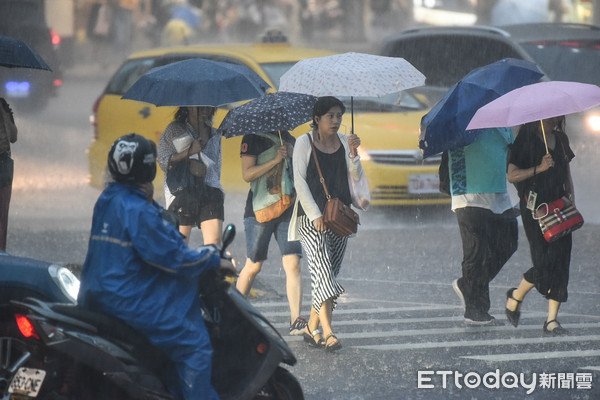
top-left (543, 320), bottom-right (568, 336)
top-left (505, 288), bottom-right (522, 327)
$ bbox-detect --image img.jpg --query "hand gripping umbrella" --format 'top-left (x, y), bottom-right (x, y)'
top-left (466, 81), bottom-right (600, 153)
top-left (122, 58), bottom-right (270, 107)
top-left (278, 52), bottom-right (425, 134)
top-left (419, 58), bottom-right (543, 158)
top-left (0, 35), bottom-right (52, 70)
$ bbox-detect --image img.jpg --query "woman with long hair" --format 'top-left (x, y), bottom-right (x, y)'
top-left (505, 116), bottom-right (576, 335)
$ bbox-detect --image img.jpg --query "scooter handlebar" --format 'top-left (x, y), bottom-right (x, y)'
top-left (221, 224), bottom-right (235, 258)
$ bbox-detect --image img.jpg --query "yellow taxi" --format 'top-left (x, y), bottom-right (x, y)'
top-left (88, 34), bottom-right (448, 206)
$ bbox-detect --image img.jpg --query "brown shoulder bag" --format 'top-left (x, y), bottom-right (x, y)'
top-left (308, 134), bottom-right (359, 237)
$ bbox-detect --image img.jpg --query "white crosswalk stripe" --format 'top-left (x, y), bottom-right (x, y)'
top-left (250, 298), bottom-right (600, 370)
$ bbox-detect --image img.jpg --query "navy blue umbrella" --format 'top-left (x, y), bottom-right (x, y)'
top-left (419, 58), bottom-right (543, 158)
top-left (0, 35), bottom-right (51, 70)
top-left (121, 58), bottom-right (270, 107)
top-left (218, 92), bottom-right (317, 138)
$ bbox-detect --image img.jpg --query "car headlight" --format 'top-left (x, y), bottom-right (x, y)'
top-left (48, 265), bottom-right (80, 303)
top-left (586, 114), bottom-right (600, 133)
top-left (356, 146), bottom-right (371, 161)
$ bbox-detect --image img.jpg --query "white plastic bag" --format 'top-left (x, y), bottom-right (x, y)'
top-left (349, 171), bottom-right (370, 211)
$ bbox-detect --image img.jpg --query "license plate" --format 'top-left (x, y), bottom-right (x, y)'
top-left (408, 174), bottom-right (440, 194)
top-left (8, 367), bottom-right (46, 397)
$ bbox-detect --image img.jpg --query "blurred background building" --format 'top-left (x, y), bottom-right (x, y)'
top-left (19, 0), bottom-right (600, 71)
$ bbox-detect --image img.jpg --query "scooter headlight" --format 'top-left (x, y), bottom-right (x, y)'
top-left (48, 265), bottom-right (80, 303)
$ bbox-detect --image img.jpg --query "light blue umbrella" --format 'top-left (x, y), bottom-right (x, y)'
top-left (419, 58), bottom-right (543, 158)
top-left (121, 58), bottom-right (270, 107)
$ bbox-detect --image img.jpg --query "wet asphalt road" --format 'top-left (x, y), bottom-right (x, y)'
top-left (5, 65), bottom-right (600, 400)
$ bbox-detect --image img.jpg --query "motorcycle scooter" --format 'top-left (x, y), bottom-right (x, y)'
top-left (0, 224), bottom-right (303, 400)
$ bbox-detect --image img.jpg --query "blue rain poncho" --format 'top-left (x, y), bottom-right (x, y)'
top-left (78, 182), bottom-right (220, 400)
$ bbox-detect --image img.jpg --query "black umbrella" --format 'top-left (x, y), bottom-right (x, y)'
top-left (218, 92), bottom-right (317, 138)
top-left (0, 35), bottom-right (52, 71)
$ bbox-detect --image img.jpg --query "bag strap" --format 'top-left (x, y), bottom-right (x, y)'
top-left (308, 133), bottom-right (331, 200)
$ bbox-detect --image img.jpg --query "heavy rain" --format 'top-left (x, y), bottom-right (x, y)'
top-left (1, 1), bottom-right (600, 399)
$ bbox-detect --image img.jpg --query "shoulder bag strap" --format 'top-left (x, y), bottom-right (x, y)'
top-left (307, 133), bottom-right (331, 200)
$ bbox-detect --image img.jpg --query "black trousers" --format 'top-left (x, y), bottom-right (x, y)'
top-left (520, 201), bottom-right (571, 303)
top-left (456, 207), bottom-right (518, 314)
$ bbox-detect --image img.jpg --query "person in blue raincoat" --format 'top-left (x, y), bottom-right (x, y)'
top-left (78, 133), bottom-right (236, 400)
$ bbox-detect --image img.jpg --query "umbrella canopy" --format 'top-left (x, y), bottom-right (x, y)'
top-left (121, 58), bottom-right (270, 107)
top-left (218, 92), bottom-right (317, 138)
top-left (0, 35), bottom-right (51, 70)
top-left (279, 52), bottom-right (425, 133)
top-left (466, 81), bottom-right (600, 130)
top-left (279, 52), bottom-right (425, 97)
top-left (420, 58), bottom-right (543, 158)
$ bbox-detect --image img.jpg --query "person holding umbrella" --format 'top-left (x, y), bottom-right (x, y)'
top-left (449, 126), bottom-right (519, 326)
top-left (0, 98), bottom-right (17, 250)
top-left (158, 106), bottom-right (224, 245)
top-left (0, 35), bottom-right (52, 250)
top-left (505, 116), bottom-right (575, 335)
top-left (218, 91), bottom-right (319, 336)
top-left (288, 96), bottom-right (368, 351)
top-left (417, 58), bottom-right (542, 326)
top-left (236, 129), bottom-right (307, 336)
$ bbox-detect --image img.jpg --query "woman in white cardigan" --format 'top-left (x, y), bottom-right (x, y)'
top-left (288, 96), bottom-right (369, 351)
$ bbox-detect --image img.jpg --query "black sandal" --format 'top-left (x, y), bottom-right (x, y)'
top-left (303, 328), bottom-right (325, 348)
top-left (324, 333), bottom-right (342, 352)
top-left (543, 320), bottom-right (568, 336)
top-left (505, 288), bottom-right (522, 327)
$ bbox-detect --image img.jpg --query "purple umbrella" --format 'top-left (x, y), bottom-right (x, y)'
top-left (466, 81), bottom-right (600, 152)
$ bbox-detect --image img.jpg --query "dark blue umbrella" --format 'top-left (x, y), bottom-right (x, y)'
top-left (121, 58), bottom-right (270, 107)
top-left (419, 58), bottom-right (543, 158)
top-left (218, 92), bottom-right (317, 138)
top-left (0, 35), bottom-right (51, 70)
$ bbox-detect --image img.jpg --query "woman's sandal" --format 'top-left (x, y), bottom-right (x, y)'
top-left (303, 328), bottom-right (325, 348)
top-left (505, 288), bottom-right (522, 327)
top-left (543, 319), bottom-right (568, 336)
top-left (324, 333), bottom-right (342, 352)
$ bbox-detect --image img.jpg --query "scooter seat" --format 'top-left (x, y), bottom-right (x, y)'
top-left (50, 303), bottom-right (170, 373)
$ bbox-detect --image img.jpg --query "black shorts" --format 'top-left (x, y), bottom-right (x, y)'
top-left (169, 185), bottom-right (224, 227)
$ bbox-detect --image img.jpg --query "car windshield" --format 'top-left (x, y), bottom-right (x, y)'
top-left (520, 40), bottom-right (600, 85)
top-left (384, 35), bottom-right (523, 87)
top-left (106, 55), bottom-right (249, 95)
top-left (338, 92), bottom-right (426, 113)
top-left (259, 62), bottom-right (296, 89)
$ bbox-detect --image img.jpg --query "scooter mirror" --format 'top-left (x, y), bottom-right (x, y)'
top-left (221, 224), bottom-right (235, 256)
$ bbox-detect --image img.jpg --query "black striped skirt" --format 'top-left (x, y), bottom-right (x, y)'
top-left (297, 215), bottom-right (348, 314)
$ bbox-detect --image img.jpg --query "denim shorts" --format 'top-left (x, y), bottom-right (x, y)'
top-left (244, 215), bottom-right (302, 263)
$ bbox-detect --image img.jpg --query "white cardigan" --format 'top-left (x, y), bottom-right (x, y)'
top-left (287, 131), bottom-right (369, 241)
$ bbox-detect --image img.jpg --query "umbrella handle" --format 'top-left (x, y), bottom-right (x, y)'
top-left (278, 131), bottom-right (288, 169)
top-left (350, 96), bottom-right (357, 157)
top-left (539, 120), bottom-right (549, 154)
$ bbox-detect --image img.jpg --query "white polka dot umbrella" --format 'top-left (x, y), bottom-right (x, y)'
top-left (279, 52), bottom-right (425, 133)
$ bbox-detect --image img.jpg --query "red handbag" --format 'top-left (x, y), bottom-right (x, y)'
top-left (308, 135), bottom-right (359, 237)
top-left (534, 196), bottom-right (584, 243)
